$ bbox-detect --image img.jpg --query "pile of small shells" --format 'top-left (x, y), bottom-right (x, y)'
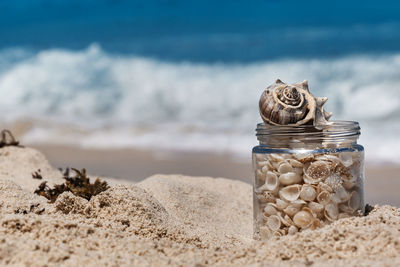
top-left (253, 151), bottom-right (364, 240)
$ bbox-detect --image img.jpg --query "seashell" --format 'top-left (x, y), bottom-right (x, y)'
top-left (318, 182), bottom-right (333, 193)
top-left (264, 203), bottom-right (278, 216)
top-left (256, 170), bottom-right (266, 184)
top-left (316, 191), bottom-right (331, 205)
top-left (279, 185), bottom-right (301, 202)
top-left (309, 218), bottom-right (322, 230)
top-left (275, 199), bottom-right (290, 210)
top-left (324, 174), bottom-right (343, 191)
top-left (283, 204), bottom-right (301, 217)
top-left (266, 215), bottom-right (281, 231)
top-left (330, 185), bottom-right (351, 204)
top-left (348, 191), bottom-right (361, 211)
top-left (265, 171), bottom-right (279, 191)
top-left (259, 79), bottom-right (331, 127)
top-left (279, 172), bottom-right (302, 185)
top-left (263, 191), bottom-right (276, 203)
top-left (303, 161), bottom-right (331, 184)
top-left (308, 201), bottom-right (324, 214)
top-left (291, 199), bottom-right (307, 207)
top-left (257, 161), bottom-right (270, 168)
top-left (288, 225), bottom-right (298, 235)
top-left (341, 173), bottom-right (357, 190)
top-left (339, 203), bottom-right (354, 214)
top-left (294, 153), bottom-right (314, 163)
top-left (255, 154), bottom-right (268, 161)
top-left (324, 203), bottom-right (339, 222)
top-left (339, 152), bottom-right (353, 167)
top-left (300, 184), bottom-right (317, 201)
top-left (278, 162), bottom-right (293, 174)
top-left (293, 210), bottom-right (314, 229)
top-left (289, 159), bottom-right (303, 168)
top-left (261, 165), bottom-right (269, 173)
top-left (268, 154), bottom-right (285, 162)
top-left (277, 212), bottom-right (294, 227)
top-left (259, 226), bottom-right (272, 239)
top-left (272, 230), bottom-right (283, 238)
top-left (293, 167), bottom-right (303, 175)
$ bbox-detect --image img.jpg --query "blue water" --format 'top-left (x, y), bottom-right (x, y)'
top-left (0, 0), bottom-right (400, 163)
top-left (1, 0), bottom-right (400, 62)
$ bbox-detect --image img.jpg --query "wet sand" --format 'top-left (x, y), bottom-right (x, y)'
top-left (32, 144), bottom-right (400, 206)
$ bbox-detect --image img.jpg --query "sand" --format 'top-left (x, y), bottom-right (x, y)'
top-left (0, 146), bottom-right (400, 266)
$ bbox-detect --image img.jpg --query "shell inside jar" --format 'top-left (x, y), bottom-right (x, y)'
top-left (254, 151), bottom-right (363, 240)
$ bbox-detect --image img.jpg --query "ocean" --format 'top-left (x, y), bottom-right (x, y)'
top-left (0, 0), bottom-right (400, 164)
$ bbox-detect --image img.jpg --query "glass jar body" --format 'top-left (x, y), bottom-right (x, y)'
top-left (252, 144), bottom-right (365, 240)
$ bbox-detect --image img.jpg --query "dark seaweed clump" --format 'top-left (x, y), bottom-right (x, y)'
top-left (364, 204), bottom-right (374, 216)
top-left (32, 169), bottom-right (43, 179)
top-left (34, 168), bottom-right (110, 203)
top-left (0, 130), bottom-right (20, 148)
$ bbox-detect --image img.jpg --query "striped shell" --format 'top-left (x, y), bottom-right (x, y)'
top-left (259, 79), bottom-right (332, 127)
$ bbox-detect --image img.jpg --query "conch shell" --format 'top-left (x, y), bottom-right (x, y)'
top-left (259, 79), bottom-right (332, 127)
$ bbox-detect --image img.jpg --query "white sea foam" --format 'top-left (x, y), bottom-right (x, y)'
top-left (0, 44), bottom-right (400, 164)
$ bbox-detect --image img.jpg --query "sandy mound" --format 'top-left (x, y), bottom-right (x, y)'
top-left (0, 146), bottom-right (399, 266)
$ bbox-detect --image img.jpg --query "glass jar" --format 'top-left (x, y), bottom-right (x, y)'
top-left (252, 121), bottom-right (365, 240)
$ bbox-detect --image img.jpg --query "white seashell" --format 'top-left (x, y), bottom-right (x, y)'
top-left (291, 199), bottom-right (307, 207)
top-left (339, 152), bottom-right (353, 167)
top-left (330, 185), bottom-right (351, 204)
top-left (261, 165), bottom-right (270, 173)
top-left (265, 171), bottom-right (279, 191)
top-left (315, 154), bottom-right (341, 163)
top-left (256, 170), bottom-right (266, 183)
top-left (278, 162), bottom-right (293, 174)
top-left (341, 173), bottom-right (357, 190)
top-left (348, 191), bottom-right (361, 211)
top-left (275, 199), bottom-right (290, 210)
top-left (293, 167), bottom-right (303, 175)
top-left (264, 203), bottom-right (278, 216)
top-left (255, 154), bottom-right (268, 161)
top-left (309, 218), bottom-right (322, 230)
top-left (266, 215), bottom-right (281, 231)
top-left (277, 212), bottom-right (294, 227)
top-left (300, 184), bottom-right (317, 201)
top-left (324, 203), bottom-right (339, 222)
top-left (293, 210), bottom-right (313, 229)
top-left (318, 182), bottom-right (333, 193)
top-left (283, 204), bottom-right (301, 217)
top-left (259, 226), bottom-right (272, 239)
top-left (268, 154), bottom-right (285, 162)
top-left (279, 185), bottom-right (301, 202)
top-left (294, 153), bottom-right (314, 163)
top-left (272, 230), bottom-right (283, 238)
top-left (308, 201), bottom-right (324, 213)
top-left (289, 159), bottom-right (303, 168)
top-left (303, 161), bottom-right (331, 184)
top-left (316, 191), bottom-right (331, 205)
top-left (324, 174), bottom-right (343, 191)
top-left (279, 172), bottom-right (302, 185)
top-left (263, 191), bottom-right (276, 203)
top-left (257, 161), bottom-right (270, 168)
top-left (288, 225), bottom-right (298, 235)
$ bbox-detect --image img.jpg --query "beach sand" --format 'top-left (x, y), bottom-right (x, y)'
top-left (32, 144), bottom-right (400, 206)
top-left (0, 145), bottom-right (399, 266)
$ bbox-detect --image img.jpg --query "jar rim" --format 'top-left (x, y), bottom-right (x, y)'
top-left (256, 120), bottom-right (361, 144)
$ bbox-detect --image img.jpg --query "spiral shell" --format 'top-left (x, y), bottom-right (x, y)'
top-left (259, 79), bottom-right (332, 127)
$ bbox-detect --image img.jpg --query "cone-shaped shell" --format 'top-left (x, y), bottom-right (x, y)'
top-left (259, 79), bottom-right (331, 127)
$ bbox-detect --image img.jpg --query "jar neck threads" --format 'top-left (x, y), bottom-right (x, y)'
top-left (255, 121), bottom-right (361, 149)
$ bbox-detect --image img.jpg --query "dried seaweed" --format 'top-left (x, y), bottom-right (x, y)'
top-left (364, 204), bottom-right (374, 216)
top-left (0, 129), bottom-right (20, 148)
top-left (32, 169), bottom-right (43, 179)
top-left (34, 168), bottom-right (109, 203)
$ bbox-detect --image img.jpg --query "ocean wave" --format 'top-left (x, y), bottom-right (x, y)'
top-left (0, 45), bottom-right (400, 163)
